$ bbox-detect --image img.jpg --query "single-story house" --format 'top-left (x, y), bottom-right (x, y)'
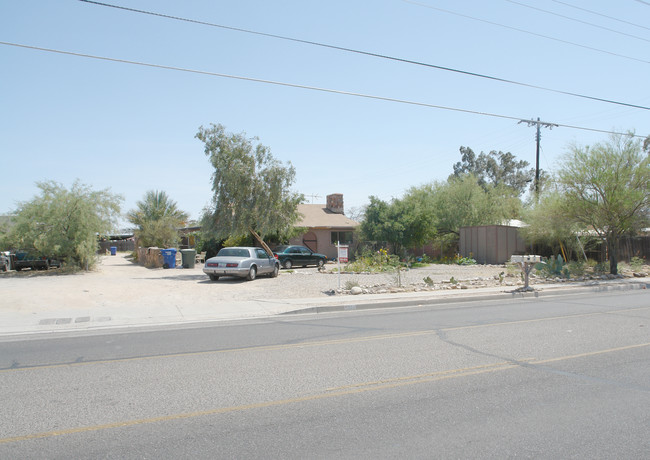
top-left (288, 194), bottom-right (360, 260)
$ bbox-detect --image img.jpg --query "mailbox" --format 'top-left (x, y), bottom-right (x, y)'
top-left (511, 255), bottom-right (541, 264)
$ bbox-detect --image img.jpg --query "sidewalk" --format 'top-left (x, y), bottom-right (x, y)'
top-left (0, 254), bottom-right (647, 337)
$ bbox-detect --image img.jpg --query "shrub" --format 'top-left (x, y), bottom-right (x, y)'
top-left (344, 279), bottom-right (360, 290)
top-left (344, 248), bottom-right (401, 273)
top-left (566, 260), bottom-right (585, 277)
top-left (630, 256), bottom-right (645, 271)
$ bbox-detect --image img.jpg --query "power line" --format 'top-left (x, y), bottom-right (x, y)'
top-left (505, 0), bottom-right (650, 43)
top-left (550, 0), bottom-right (650, 32)
top-left (76, 0), bottom-right (650, 112)
top-left (1, 40), bottom-right (646, 140)
top-left (402, 0), bottom-right (650, 65)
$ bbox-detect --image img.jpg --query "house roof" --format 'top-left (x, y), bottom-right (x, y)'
top-left (296, 204), bottom-right (360, 229)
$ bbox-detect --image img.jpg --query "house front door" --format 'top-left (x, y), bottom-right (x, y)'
top-left (303, 232), bottom-right (317, 253)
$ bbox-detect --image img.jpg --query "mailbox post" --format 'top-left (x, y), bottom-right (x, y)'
top-left (337, 243), bottom-right (349, 289)
top-left (510, 255), bottom-right (541, 291)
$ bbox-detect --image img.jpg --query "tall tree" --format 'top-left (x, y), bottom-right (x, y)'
top-left (195, 123), bottom-right (303, 254)
top-left (428, 175), bottom-right (519, 236)
top-left (555, 133), bottom-right (650, 274)
top-left (451, 147), bottom-right (536, 196)
top-left (126, 190), bottom-right (189, 248)
top-left (360, 194), bottom-right (435, 255)
top-left (5, 180), bottom-right (122, 269)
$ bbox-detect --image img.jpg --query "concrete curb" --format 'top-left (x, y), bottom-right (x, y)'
top-left (281, 279), bottom-right (650, 315)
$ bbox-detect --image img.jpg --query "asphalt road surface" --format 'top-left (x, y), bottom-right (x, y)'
top-left (1, 290), bottom-right (649, 459)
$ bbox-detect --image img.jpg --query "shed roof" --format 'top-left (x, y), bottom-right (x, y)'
top-left (296, 204), bottom-right (359, 229)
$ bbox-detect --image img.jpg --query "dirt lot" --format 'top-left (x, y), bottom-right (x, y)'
top-left (0, 253), bottom-right (514, 311)
top-left (2, 253), bottom-right (647, 314)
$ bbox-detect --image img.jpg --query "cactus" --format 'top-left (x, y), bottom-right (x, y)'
top-left (535, 255), bottom-right (569, 278)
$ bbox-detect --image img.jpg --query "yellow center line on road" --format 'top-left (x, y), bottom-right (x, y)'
top-left (532, 342), bottom-right (650, 364)
top-left (2, 305), bottom-right (649, 374)
top-left (0, 362), bottom-right (519, 445)
top-left (2, 342), bottom-right (649, 445)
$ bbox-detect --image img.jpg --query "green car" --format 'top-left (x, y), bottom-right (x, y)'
top-left (272, 245), bottom-right (327, 269)
top-left (13, 250), bottom-right (61, 271)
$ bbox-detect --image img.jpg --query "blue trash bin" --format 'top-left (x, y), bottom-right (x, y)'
top-left (110, 246), bottom-right (117, 256)
top-left (160, 248), bottom-right (177, 269)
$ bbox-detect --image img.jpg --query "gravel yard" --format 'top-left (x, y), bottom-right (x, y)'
top-left (1, 254), bottom-right (647, 314)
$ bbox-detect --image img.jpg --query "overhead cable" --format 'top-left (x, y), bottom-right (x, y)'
top-left (550, 0), bottom-right (650, 32)
top-left (77, 0), bottom-right (650, 111)
top-left (505, 0), bottom-right (650, 43)
top-left (2, 41), bottom-right (646, 140)
top-left (402, 0), bottom-right (650, 65)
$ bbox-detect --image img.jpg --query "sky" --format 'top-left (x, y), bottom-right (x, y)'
top-left (2, 0), bottom-right (649, 229)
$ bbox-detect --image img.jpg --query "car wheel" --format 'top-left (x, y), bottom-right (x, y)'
top-left (247, 266), bottom-right (257, 281)
top-left (209, 274), bottom-right (219, 281)
top-left (270, 263), bottom-right (279, 278)
top-left (283, 260), bottom-right (292, 269)
top-left (317, 259), bottom-right (324, 268)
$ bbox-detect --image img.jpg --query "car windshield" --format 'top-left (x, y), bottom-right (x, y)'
top-left (217, 248), bottom-right (250, 258)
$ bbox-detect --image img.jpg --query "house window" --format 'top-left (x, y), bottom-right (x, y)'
top-left (330, 231), bottom-right (353, 245)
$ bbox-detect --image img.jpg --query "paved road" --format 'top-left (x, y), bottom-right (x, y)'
top-left (1, 290), bottom-right (649, 458)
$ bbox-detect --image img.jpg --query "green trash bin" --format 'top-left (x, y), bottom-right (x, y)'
top-left (180, 249), bottom-right (196, 269)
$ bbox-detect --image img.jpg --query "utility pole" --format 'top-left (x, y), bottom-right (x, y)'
top-left (518, 117), bottom-right (558, 200)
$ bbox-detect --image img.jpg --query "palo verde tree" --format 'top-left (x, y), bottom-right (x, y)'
top-left (5, 180), bottom-right (123, 269)
top-left (126, 190), bottom-right (189, 248)
top-left (555, 133), bottom-right (650, 274)
top-left (195, 123), bottom-right (303, 254)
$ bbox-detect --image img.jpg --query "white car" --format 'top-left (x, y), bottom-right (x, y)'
top-left (203, 247), bottom-right (280, 281)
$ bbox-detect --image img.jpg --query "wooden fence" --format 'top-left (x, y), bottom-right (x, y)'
top-left (98, 239), bottom-right (135, 254)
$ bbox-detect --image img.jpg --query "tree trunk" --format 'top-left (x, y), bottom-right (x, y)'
top-left (249, 228), bottom-right (274, 257)
top-left (607, 237), bottom-right (618, 275)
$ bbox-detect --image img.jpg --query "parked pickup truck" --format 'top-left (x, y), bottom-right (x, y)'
top-left (12, 250), bottom-right (61, 271)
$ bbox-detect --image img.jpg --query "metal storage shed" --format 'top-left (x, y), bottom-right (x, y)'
top-left (459, 224), bottom-right (528, 265)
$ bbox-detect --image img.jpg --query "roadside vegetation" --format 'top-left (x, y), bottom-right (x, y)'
top-left (0, 181), bottom-right (122, 270)
top-left (1, 129), bottom-right (647, 276)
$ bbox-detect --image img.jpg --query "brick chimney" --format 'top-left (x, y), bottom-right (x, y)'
top-left (326, 193), bottom-right (344, 214)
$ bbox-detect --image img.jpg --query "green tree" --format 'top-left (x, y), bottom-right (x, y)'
top-left (126, 190), bottom-right (188, 228)
top-left (5, 180), bottom-right (122, 269)
top-left (196, 124), bottom-right (303, 254)
top-left (451, 146), bottom-right (537, 196)
top-left (429, 175), bottom-right (519, 236)
top-left (127, 190), bottom-right (189, 248)
top-left (555, 133), bottom-right (650, 274)
top-left (362, 176), bottom-right (522, 256)
top-left (520, 187), bottom-right (588, 258)
top-left (360, 195), bottom-right (435, 255)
